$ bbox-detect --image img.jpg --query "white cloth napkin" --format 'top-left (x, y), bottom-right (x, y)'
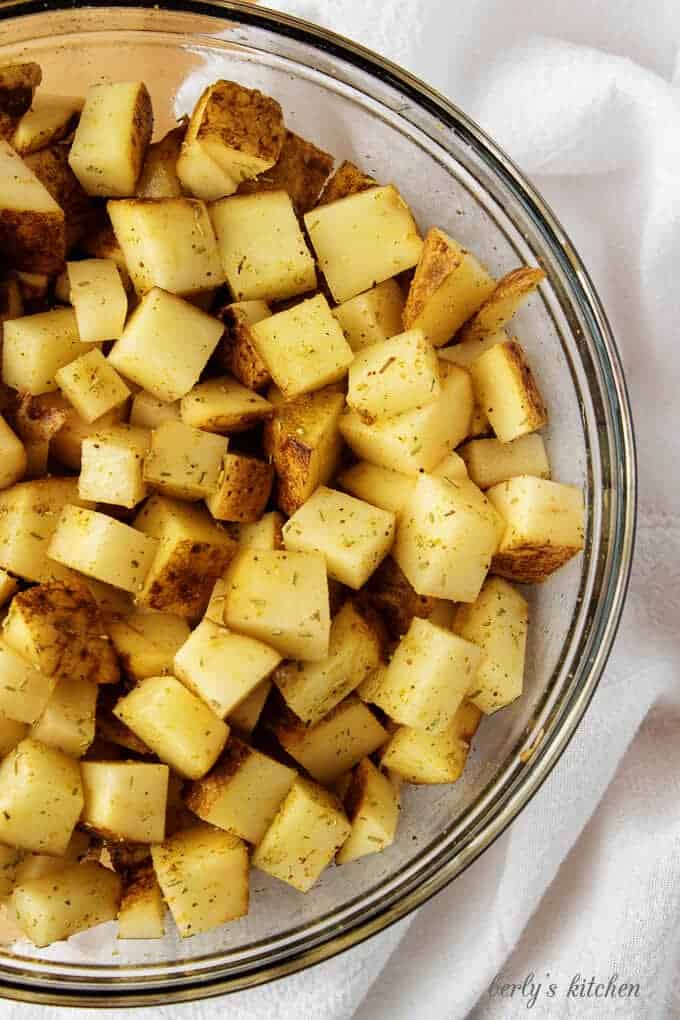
top-left (7, 3), bottom-right (679, 1019)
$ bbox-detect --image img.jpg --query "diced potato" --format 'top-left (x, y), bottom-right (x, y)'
top-left (227, 679), bottom-right (271, 735)
top-left (431, 450), bottom-right (468, 482)
top-left (0, 416), bottom-right (27, 490)
top-left (66, 258), bottom-right (127, 342)
top-left (363, 556), bottom-right (442, 638)
top-left (457, 266), bottom-right (545, 344)
top-left (283, 486), bottom-right (395, 590)
top-left (0, 139), bottom-right (65, 273)
top-left (237, 130), bottom-right (333, 215)
top-left (336, 758), bottom-right (399, 864)
top-left (48, 504), bottom-right (159, 593)
top-left (0, 843), bottom-right (22, 898)
top-left (274, 695), bottom-right (388, 784)
top-left (214, 300), bottom-right (272, 390)
top-left (453, 577), bottom-right (528, 713)
top-left (317, 160), bottom-right (376, 205)
top-left (3, 307), bottom-right (96, 395)
top-left (403, 228), bottom-right (496, 346)
top-left (0, 716), bottom-right (28, 757)
top-left (108, 197), bottom-right (224, 297)
top-left (206, 453), bottom-right (273, 523)
top-left (56, 348), bottom-right (130, 423)
top-left (470, 340), bottom-right (548, 443)
top-left (180, 377), bottom-right (273, 434)
top-left (14, 831), bottom-right (90, 886)
top-left (68, 81), bottom-right (153, 197)
top-left (134, 495), bottom-right (236, 617)
top-left (347, 328), bottom-right (440, 422)
top-left (0, 738), bottom-right (83, 854)
top-left (394, 475), bottom-right (505, 602)
top-left (487, 475), bottom-right (585, 582)
top-left (186, 736), bottom-right (296, 844)
top-left (12, 93), bottom-right (83, 155)
top-left (252, 777), bottom-right (350, 892)
top-left (129, 391), bottom-right (181, 430)
top-left (333, 279), bottom-right (405, 352)
top-left (0, 640), bottom-right (55, 724)
top-left (30, 675), bottom-right (98, 757)
top-left (82, 577), bottom-right (132, 621)
top-left (381, 712), bottom-right (473, 784)
top-left (304, 185), bottom-right (422, 303)
top-left (211, 189), bottom-right (316, 302)
top-left (114, 675), bottom-right (229, 780)
top-left (366, 617), bottom-right (482, 732)
top-left (108, 608), bottom-right (190, 680)
top-left (222, 548), bottom-right (330, 661)
top-left (143, 420), bottom-right (227, 501)
top-left (339, 361), bottom-right (473, 476)
top-left (233, 511), bottom-right (284, 552)
top-left (136, 123), bottom-right (185, 199)
top-left (117, 862), bottom-right (165, 939)
top-left (79, 425), bottom-right (151, 508)
top-left (274, 599), bottom-right (384, 725)
top-left (176, 137), bottom-right (236, 202)
top-left (337, 462), bottom-right (415, 516)
top-left (81, 761), bottom-right (169, 843)
top-left (151, 823), bottom-right (248, 937)
top-left (439, 327), bottom-right (507, 369)
top-left (24, 142), bottom-right (94, 255)
top-left (11, 861), bottom-right (121, 947)
top-left (459, 434), bottom-right (550, 490)
top-left (108, 288), bottom-right (223, 402)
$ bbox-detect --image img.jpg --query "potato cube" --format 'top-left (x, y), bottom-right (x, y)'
top-left (432, 450), bottom-right (469, 482)
top-left (129, 391), bottom-right (181, 430)
top-left (135, 122), bottom-right (184, 199)
top-left (336, 758), bottom-right (399, 864)
top-left (48, 505), bottom-right (159, 592)
top-left (50, 397), bottom-right (125, 470)
top-left (283, 486), bottom-right (395, 589)
top-left (11, 861), bottom-right (121, 947)
top-left (304, 185), bottom-right (422, 303)
top-left (214, 300), bottom-right (272, 390)
top-left (367, 617), bottom-right (482, 732)
top-left (108, 608), bottom-right (190, 680)
top-left (151, 823), bottom-right (248, 937)
top-left (438, 328), bottom-right (506, 370)
top-left (347, 328), bottom-right (439, 420)
top-left (176, 137), bottom-right (236, 202)
top-left (190, 80), bottom-right (284, 182)
top-left (227, 679), bottom-right (271, 735)
top-left (363, 556), bottom-right (441, 638)
top-left (457, 266), bottom-right (545, 344)
top-left (3, 307), bottom-right (96, 395)
top-left (274, 696), bottom-right (388, 784)
top-left (394, 475), bottom-right (505, 602)
top-left (108, 197), bottom-right (224, 297)
top-left (68, 81), bottom-right (152, 197)
top-left (143, 420), bottom-right (227, 501)
top-left (108, 288), bottom-right (223, 402)
top-left (234, 511), bottom-right (284, 551)
top-left (459, 434), bottom-right (550, 490)
top-left (117, 862), bottom-right (165, 939)
top-left (0, 640), bottom-right (55, 724)
top-left (381, 721), bottom-right (470, 784)
top-left (403, 228), bottom-right (496, 346)
top-left (114, 675), bottom-right (229, 780)
top-left (487, 475), bottom-right (585, 582)
top-left (205, 453), bottom-right (273, 523)
top-left (180, 377), bottom-right (273, 433)
top-left (81, 761), bottom-right (169, 843)
top-left (23, 142), bottom-right (94, 256)
top-left (470, 340), bottom-right (548, 442)
top-left (274, 599), bottom-right (384, 725)
top-left (317, 160), bottom-right (376, 205)
top-left (0, 139), bottom-right (65, 274)
top-left (186, 736), bottom-right (296, 844)
top-left (210, 190), bottom-right (316, 301)
top-left (30, 676), bottom-right (98, 757)
top-left (0, 738), bottom-right (83, 854)
top-left (0, 416), bottom-right (27, 491)
top-left (56, 348), bottom-right (130, 424)
top-left (222, 548), bottom-right (330, 661)
top-left (333, 279), bottom-right (405, 352)
top-left (337, 462), bottom-right (414, 516)
top-left (252, 777), bottom-right (350, 892)
top-left (67, 258), bottom-right (127, 342)
top-left (0, 716), bottom-right (28, 757)
top-left (237, 130), bottom-right (333, 214)
top-left (82, 577), bottom-right (133, 621)
top-left (79, 425), bottom-right (151, 508)
top-left (12, 93), bottom-right (83, 155)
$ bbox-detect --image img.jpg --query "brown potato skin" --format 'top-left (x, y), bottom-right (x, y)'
top-left (502, 339), bottom-right (548, 431)
top-left (137, 539), bottom-right (236, 619)
top-left (215, 305), bottom-right (271, 391)
top-left (196, 80), bottom-right (285, 164)
top-left (456, 266), bottom-right (545, 343)
top-left (492, 543), bottom-right (580, 584)
top-left (364, 556), bottom-right (438, 638)
top-left (208, 454), bottom-right (274, 523)
top-left (317, 160), bottom-right (375, 206)
top-left (0, 63), bottom-right (42, 138)
top-left (238, 131), bottom-right (334, 215)
top-left (0, 204), bottom-right (65, 274)
top-left (24, 143), bottom-right (95, 254)
top-left (402, 226), bottom-right (463, 329)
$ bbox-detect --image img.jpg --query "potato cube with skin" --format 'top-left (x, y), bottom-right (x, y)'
top-left (317, 160), bottom-right (376, 205)
top-left (30, 675), bottom-right (98, 757)
top-left (81, 762), bottom-right (169, 843)
top-left (108, 288), bottom-right (223, 403)
top-left (336, 758), bottom-right (399, 864)
top-left (456, 266), bottom-right (545, 344)
top-left (403, 228), bottom-right (496, 346)
top-left (283, 487), bottom-right (395, 590)
top-left (114, 676), bottom-right (229, 780)
top-left (0, 640), bottom-right (56, 724)
top-left (439, 328), bottom-right (507, 370)
top-left (186, 736), bottom-right (296, 844)
top-left (237, 130), bottom-right (334, 215)
top-left (23, 142), bottom-right (94, 257)
top-left (12, 94), bottom-right (83, 155)
top-left (3, 307), bottom-right (96, 395)
top-left (67, 258), bottom-right (127, 342)
top-left (363, 556), bottom-right (442, 639)
top-left (174, 618), bottom-right (281, 718)
top-left (152, 823), bottom-right (248, 937)
top-left (470, 340), bottom-right (548, 442)
top-left (0, 62), bottom-right (42, 132)
top-left (333, 279), bottom-right (405, 352)
top-left (252, 777), bottom-right (350, 892)
top-left (459, 434), bottom-right (550, 490)
top-left (348, 328), bottom-right (440, 420)
top-left (0, 738), bottom-right (83, 854)
top-left (79, 426), bottom-right (151, 508)
top-left (143, 420), bottom-right (227, 501)
top-left (274, 696), bottom-right (388, 784)
top-left (68, 81), bottom-right (152, 197)
top-left (228, 679), bottom-right (271, 735)
top-left (117, 862), bottom-right (165, 939)
top-left (48, 505), bottom-right (159, 593)
top-left (129, 391), bottom-right (181, 430)
top-left (214, 300), bottom-right (272, 390)
top-left (0, 417), bottom-right (27, 491)
top-left (180, 377), bottom-right (273, 434)
top-left (222, 548), bottom-right (330, 661)
top-left (108, 197), bottom-right (224, 297)
top-left (0, 716), bottom-right (28, 757)
top-left (0, 139), bottom-right (65, 274)
top-left (394, 475), bottom-right (505, 602)
top-left (206, 453), bottom-right (273, 523)
top-left (108, 609), bottom-right (190, 680)
top-left (304, 185), bottom-right (423, 304)
top-left (11, 861), bottom-right (121, 947)
top-left (56, 348), bottom-right (130, 424)
top-left (367, 617), bottom-right (483, 732)
top-left (432, 450), bottom-right (469, 482)
top-left (136, 123), bottom-right (185, 200)
top-left (234, 511), bottom-right (284, 552)
top-left (487, 475), bottom-right (585, 582)
top-left (210, 190), bottom-right (316, 302)
top-left (176, 137), bottom-right (236, 202)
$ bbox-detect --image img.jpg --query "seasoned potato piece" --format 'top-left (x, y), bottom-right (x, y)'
top-left (136, 123), bottom-right (185, 199)
top-left (214, 300), bottom-right (272, 390)
top-left (143, 420), bottom-right (227, 501)
top-left (11, 861), bottom-right (121, 947)
top-left (459, 434), bottom-right (550, 490)
top-left (24, 142), bottom-right (94, 254)
top-left (0, 738), bottom-right (83, 854)
top-left (456, 267), bottom-right (545, 344)
top-left (79, 425), bottom-right (151, 508)
top-left (432, 450), bottom-right (469, 482)
top-left (283, 486), bottom-right (395, 590)
top-left (186, 736), bottom-right (296, 844)
top-left (3, 307), bottom-right (96, 396)
top-left (206, 453), bottom-right (273, 523)
top-left (81, 577), bottom-right (133, 621)
top-left (0, 417), bottom-right (27, 490)
top-left (305, 185), bottom-right (422, 303)
top-left (0, 139), bottom-right (65, 273)
top-left (108, 288), bottom-right (223, 402)
top-left (14, 830), bottom-right (91, 886)
top-left (108, 609), bottom-right (190, 681)
top-left (228, 679), bottom-right (271, 735)
top-left (81, 762), bottom-right (169, 843)
top-left (67, 258), bottom-right (127, 342)
top-left (333, 279), bottom-right (405, 352)
top-left (347, 328), bottom-right (440, 420)
top-left (152, 823), bottom-right (248, 937)
top-left (48, 505), bottom-right (159, 593)
top-left (363, 556), bottom-right (442, 638)
top-left (68, 81), bottom-right (153, 197)
top-left (439, 327), bottom-right (507, 370)
top-left (211, 190), bottom-right (316, 302)
top-left (380, 703), bottom-right (480, 784)
top-left (180, 377), bottom-right (273, 433)
top-left (487, 475), bottom-right (585, 582)
top-left (56, 348), bottom-right (131, 423)
top-left (222, 548), bottom-right (330, 662)
top-left (233, 511), bottom-right (284, 552)
top-left (403, 228), bottom-right (496, 346)
top-left (0, 640), bottom-right (56, 724)
top-left (337, 462), bottom-right (415, 516)
top-left (13, 94), bottom-right (83, 155)
top-left (336, 758), bottom-right (399, 864)
top-left (470, 339), bottom-right (548, 443)
top-left (129, 391), bottom-right (181, 430)
top-left (51, 398), bottom-right (124, 470)
top-left (394, 475), bottom-right (504, 602)
top-left (114, 675), bottom-right (229, 780)
top-left (30, 675), bottom-right (98, 757)
top-left (237, 130), bottom-right (333, 214)
top-left (117, 862), bottom-right (165, 939)
top-left (317, 160), bottom-right (376, 206)
top-left (252, 777), bottom-right (350, 892)
top-left (0, 715), bottom-right (27, 757)
top-left (176, 134), bottom-right (236, 202)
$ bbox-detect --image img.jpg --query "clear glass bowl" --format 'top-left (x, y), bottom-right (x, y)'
top-left (0, 0), bottom-right (636, 1006)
